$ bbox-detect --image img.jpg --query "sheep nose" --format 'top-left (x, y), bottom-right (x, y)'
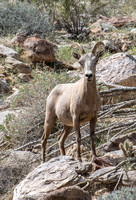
top-left (85, 73), bottom-right (93, 79)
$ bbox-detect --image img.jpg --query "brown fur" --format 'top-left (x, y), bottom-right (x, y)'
top-left (41, 42), bottom-right (105, 162)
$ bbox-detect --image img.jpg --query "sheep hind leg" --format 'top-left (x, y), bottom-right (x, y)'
top-left (90, 116), bottom-right (113, 168)
top-left (41, 115), bottom-right (56, 163)
top-left (59, 125), bottom-right (72, 156)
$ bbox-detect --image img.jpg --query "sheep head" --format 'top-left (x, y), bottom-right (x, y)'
top-left (70, 42), bottom-right (105, 81)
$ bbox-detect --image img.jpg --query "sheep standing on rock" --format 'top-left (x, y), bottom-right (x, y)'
top-left (42, 42), bottom-right (105, 163)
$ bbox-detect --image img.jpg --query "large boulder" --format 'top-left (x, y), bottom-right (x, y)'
top-left (4, 57), bottom-right (32, 74)
top-left (38, 186), bottom-right (90, 200)
top-left (22, 36), bottom-right (56, 63)
top-left (96, 53), bottom-right (136, 86)
top-left (0, 44), bottom-right (19, 59)
top-left (13, 156), bottom-right (91, 200)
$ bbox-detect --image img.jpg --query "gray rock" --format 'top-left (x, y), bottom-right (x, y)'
top-left (18, 73), bottom-right (31, 82)
top-left (0, 44), bottom-right (19, 59)
top-left (5, 57), bottom-right (32, 74)
top-left (89, 166), bottom-right (122, 183)
top-left (100, 150), bottom-right (123, 165)
top-left (0, 107), bottom-right (23, 125)
top-left (6, 87), bottom-right (19, 102)
top-left (89, 166), bottom-right (136, 186)
top-left (0, 151), bottom-right (39, 195)
top-left (97, 53), bottom-right (136, 86)
top-left (103, 132), bottom-right (136, 152)
top-left (0, 109), bottom-right (15, 124)
top-left (102, 40), bottom-right (118, 52)
top-left (38, 186), bottom-right (90, 200)
top-left (0, 79), bottom-right (11, 94)
top-left (90, 21), bottom-right (116, 33)
top-left (13, 156), bottom-right (88, 200)
top-left (99, 146), bottom-right (136, 166)
top-left (130, 28), bottom-right (136, 35)
top-left (122, 171), bottom-right (136, 186)
top-left (101, 22), bottom-right (116, 32)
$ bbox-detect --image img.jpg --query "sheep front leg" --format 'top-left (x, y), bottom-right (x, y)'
top-left (59, 125), bottom-right (72, 155)
top-left (73, 115), bottom-right (81, 162)
top-left (90, 116), bottom-right (97, 158)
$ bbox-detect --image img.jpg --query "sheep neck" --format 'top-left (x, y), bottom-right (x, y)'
top-left (83, 76), bottom-right (97, 104)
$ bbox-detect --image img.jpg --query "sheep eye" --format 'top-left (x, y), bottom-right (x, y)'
top-left (94, 59), bottom-right (98, 64)
top-left (79, 61), bottom-right (83, 66)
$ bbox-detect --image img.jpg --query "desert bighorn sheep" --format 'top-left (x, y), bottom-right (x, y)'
top-left (42, 42), bottom-right (105, 162)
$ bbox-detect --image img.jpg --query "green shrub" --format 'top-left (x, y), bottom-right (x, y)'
top-left (129, 47), bottom-right (136, 56)
top-left (103, 52), bottom-right (112, 59)
top-left (98, 187), bottom-right (136, 200)
top-left (0, 124), bottom-right (5, 131)
top-left (56, 0), bottom-right (106, 35)
top-left (56, 46), bottom-right (74, 63)
top-left (0, 2), bottom-right (52, 36)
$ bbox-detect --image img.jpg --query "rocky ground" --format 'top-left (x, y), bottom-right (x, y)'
top-left (0, 15), bottom-right (136, 200)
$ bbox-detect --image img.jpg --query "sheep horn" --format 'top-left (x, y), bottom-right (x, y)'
top-left (70, 43), bottom-right (85, 55)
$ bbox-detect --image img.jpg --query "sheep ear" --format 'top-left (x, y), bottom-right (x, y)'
top-left (72, 52), bottom-right (81, 60)
top-left (92, 42), bottom-right (105, 58)
top-left (70, 43), bottom-right (85, 60)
